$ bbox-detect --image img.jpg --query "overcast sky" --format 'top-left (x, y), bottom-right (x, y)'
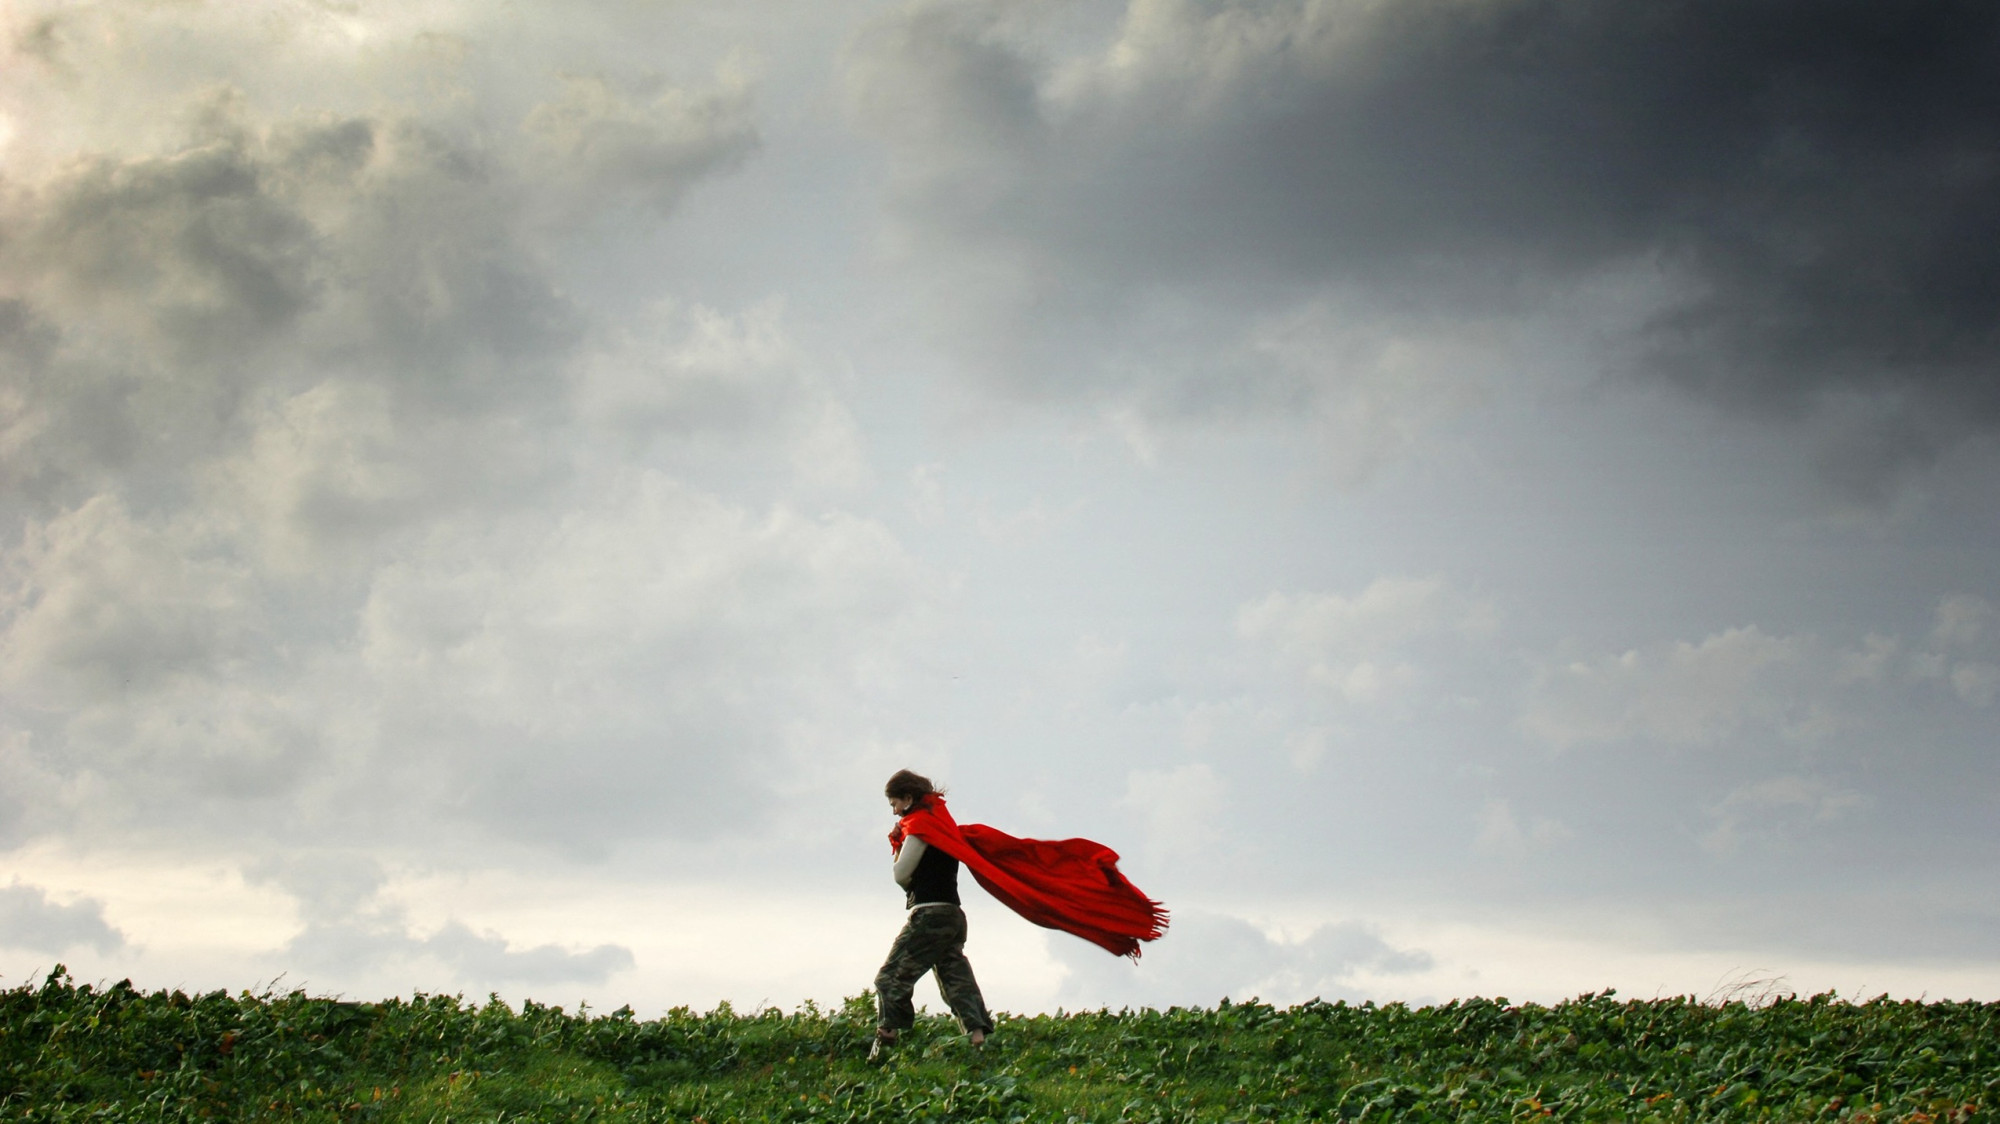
top-left (2, 0), bottom-right (1997, 1015)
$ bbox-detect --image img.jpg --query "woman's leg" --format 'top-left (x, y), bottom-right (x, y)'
top-left (928, 908), bottom-right (993, 1036)
top-left (873, 913), bottom-right (936, 1037)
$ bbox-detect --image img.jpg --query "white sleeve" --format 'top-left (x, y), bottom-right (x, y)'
top-left (892, 836), bottom-right (927, 888)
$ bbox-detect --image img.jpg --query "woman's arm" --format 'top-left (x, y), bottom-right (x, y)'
top-left (892, 835), bottom-right (928, 887)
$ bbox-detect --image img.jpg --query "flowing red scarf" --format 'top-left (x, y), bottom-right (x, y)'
top-left (890, 796), bottom-right (1168, 960)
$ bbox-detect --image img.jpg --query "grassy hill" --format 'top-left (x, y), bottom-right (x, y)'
top-left (3, 967), bottom-right (1995, 1122)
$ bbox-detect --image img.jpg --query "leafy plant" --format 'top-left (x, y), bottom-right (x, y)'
top-left (2, 969), bottom-right (1993, 1122)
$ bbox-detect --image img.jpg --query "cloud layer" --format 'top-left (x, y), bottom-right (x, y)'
top-left (0, 14), bottom-right (919, 989)
top-left (851, 0), bottom-right (2000, 483)
top-left (1, 0), bottom-right (1995, 1008)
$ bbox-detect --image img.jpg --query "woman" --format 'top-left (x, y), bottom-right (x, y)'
top-left (871, 769), bottom-right (992, 1061)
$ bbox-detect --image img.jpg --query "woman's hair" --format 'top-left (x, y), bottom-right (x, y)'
top-left (884, 769), bottom-right (941, 802)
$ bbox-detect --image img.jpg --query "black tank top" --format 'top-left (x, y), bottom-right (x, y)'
top-left (906, 842), bottom-right (961, 908)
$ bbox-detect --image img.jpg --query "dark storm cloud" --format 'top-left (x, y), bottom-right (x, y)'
top-left (852, 0), bottom-right (2000, 472)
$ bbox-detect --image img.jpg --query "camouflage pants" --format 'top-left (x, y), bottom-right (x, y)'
top-left (874, 905), bottom-right (993, 1034)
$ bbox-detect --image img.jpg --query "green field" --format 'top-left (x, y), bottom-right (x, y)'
top-left (3, 967), bottom-right (1994, 1122)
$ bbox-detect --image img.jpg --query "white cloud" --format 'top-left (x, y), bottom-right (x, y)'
top-left (1927, 594), bottom-right (2000, 707)
top-left (907, 462), bottom-right (948, 524)
top-left (1523, 611), bottom-right (2000, 750)
top-left (1701, 775), bottom-right (1869, 857)
top-left (1950, 662), bottom-right (2000, 708)
top-left (1052, 909), bottom-right (1432, 1010)
top-left (1521, 626), bottom-right (1830, 749)
top-left (1282, 726), bottom-right (1331, 773)
top-left (1473, 799), bottom-right (1573, 859)
top-left (0, 505), bottom-right (318, 830)
top-left (1931, 594), bottom-right (1994, 649)
top-left (352, 471), bottom-right (935, 851)
top-left (1237, 577), bottom-right (1494, 705)
top-left (0, 496), bottom-right (259, 701)
top-left (251, 855), bottom-right (633, 988)
top-left (1121, 762), bottom-right (1222, 863)
top-left (574, 300), bottom-right (870, 493)
top-left (1246, 296), bottom-right (1503, 485)
top-left (213, 379), bottom-right (536, 573)
top-left (523, 72), bottom-right (757, 219)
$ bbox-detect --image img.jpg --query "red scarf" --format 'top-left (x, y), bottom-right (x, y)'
top-left (890, 796), bottom-right (1168, 959)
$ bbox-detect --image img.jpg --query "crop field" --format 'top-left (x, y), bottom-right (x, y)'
top-left (2, 967), bottom-right (1995, 1122)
